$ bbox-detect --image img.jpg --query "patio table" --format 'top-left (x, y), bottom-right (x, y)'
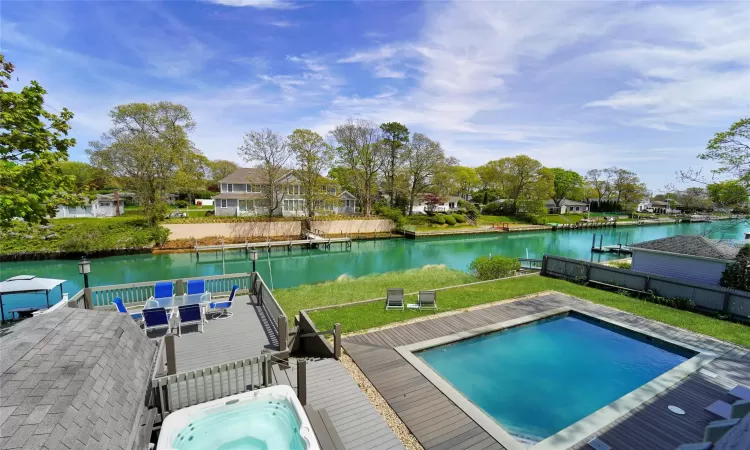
top-left (144, 293), bottom-right (212, 323)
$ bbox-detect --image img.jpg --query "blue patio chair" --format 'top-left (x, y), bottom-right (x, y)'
top-left (142, 307), bottom-right (172, 335)
top-left (209, 285), bottom-right (238, 319)
top-left (154, 281), bottom-right (174, 299)
top-left (186, 279), bottom-right (205, 295)
top-left (176, 304), bottom-right (204, 336)
top-left (112, 297), bottom-right (143, 322)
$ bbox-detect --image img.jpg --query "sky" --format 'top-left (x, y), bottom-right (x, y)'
top-left (2, 0), bottom-right (749, 192)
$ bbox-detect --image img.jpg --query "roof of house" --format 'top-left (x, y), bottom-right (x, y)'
top-left (214, 192), bottom-right (265, 200)
top-left (631, 235), bottom-right (739, 260)
top-left (544, 199), bottom-right (588, 207)
top-left (0, 308), bottom-right (158, 450)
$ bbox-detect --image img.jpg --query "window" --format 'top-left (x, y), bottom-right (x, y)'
top-left (327, 185), bottom-right (337, 195)
top-left (227, 184), bottom-right (233, 193)
top-left (100, 202), bottom-right (110, 207)
top-left (221, 199), bottom-right (227, 208)
top-left (286, 185), bottom-right (301, 195)
top-left (283, 199), bottom-right (304, 211)
top-left (251, 184), bottom-right (261, 193)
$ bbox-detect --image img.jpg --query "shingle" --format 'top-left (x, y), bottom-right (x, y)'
top-left (22, 404), bottom-right (52, 425)
top-left (2, 423), bottom-right (36, 449)
top-left (33, 412), bottom-right (60, 435)
top-left (631, 234), bottom-right (739, 259)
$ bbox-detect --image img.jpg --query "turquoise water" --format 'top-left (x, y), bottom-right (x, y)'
top-left (418, 313), bottom-right (694, 443)
top-left (170, 398), bottom-right (304, 450)
top-left (0, 220), bottom-right (745, 318)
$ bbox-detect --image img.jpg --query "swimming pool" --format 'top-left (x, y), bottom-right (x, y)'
top-left (403, 309), bottom-right (709, 448)
top-left (157, 385), bottom-right (319, 450)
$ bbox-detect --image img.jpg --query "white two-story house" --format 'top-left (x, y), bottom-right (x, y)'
top-left (214, 168), bottom-right (357, 217)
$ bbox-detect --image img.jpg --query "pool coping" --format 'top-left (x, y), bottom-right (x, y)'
top-left (394, 306), bottom-right (718, 450)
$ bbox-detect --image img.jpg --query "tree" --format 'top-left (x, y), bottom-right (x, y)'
top-left (422, 193), bottom-right (446, 213)
top-left (237, 129), bottom-right (291, 217)
top-left (550, 168), bottom-right (583, 208)
top-left (452, 166), bottom-right (480, 200)
top-left (173, 151), bottom-right (210, 204)
top-left (476, 161), bottom-right (502, 204)
top-left (494, 155), bottom-right (552, 214)
top-left (403, 133), bottom-right (445, 215)
top-left (58, 161), bottom-right (109, 191)
top-left (328, 166), bottom-right (358, 196)
top-left (675, 187), bottom-right (711, 212)
top-left (720, 245), bottom-right (750, 291)
top-left (87, 101), bottom-right (199, 224)
top-left (586, 169), bottom-right (613, 204)
top-left (0, 55), bottom-right (81, 226)
top-left (380, 122), bottom-right (409, 207)
top-left (707, 180), bottom-right (748, 209)
top-left (330, 119), bottom-right (384, 216)
top-left (608, 167), bottom-right (647, 210)
top-left (209, 160), bottom-right (239, 183)
top-left (287, 129), bottom-right (334, 218)
top-left (699, 118), bottom-right (750, 184)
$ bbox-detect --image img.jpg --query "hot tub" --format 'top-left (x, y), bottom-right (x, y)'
top-left (156, 385), bottom-right (320, 450)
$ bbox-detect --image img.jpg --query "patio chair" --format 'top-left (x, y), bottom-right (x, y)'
top-left (112, 297), bottom-right (143, 322)
top-left (187, 279), bottom-right (206, 295)
top-left (142, 307), bottom-right (172, 336)
top-left (176, 304), bottom-right (204, 336)
top-left (154, 281), bottom-right (174, 299)
top-left (209, 285), bottom-right (238, 319)
top-left (418, 290), bottom-right (438, 311)
top-left (705, 399), bottom-right (750, 420)
top-left (385, 288), bottom-right (404, 310)
top-left (729, 384), bottom-right (750, 401)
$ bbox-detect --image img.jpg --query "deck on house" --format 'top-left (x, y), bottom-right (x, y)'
top-left (273, 358), bottom-right (405, 450)
top-left (344, 292), bottom-right (750, 450)
top-left (162, 293), bottom-right (278, 372)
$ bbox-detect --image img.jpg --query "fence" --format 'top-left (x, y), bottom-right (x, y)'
top-left (252, 272), bottom-right (288, 352)
top-left (66, 289), bottom-right (85, 308)
top-left (87, 272), bottom-right (252, 308)
top-left (542, 255), bottom-right (750, 321)
top-left (153, 353), bottom-right (273, 416)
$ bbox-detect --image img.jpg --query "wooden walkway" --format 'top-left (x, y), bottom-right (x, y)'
top-left (167, 294), bottom-right (278, 372)
top-left (344, 292), bottom-right (750, 450)
top-left (273, 358), bottom-right (405, 450)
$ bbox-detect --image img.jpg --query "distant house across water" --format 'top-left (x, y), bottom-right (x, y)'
top-left (630, 235), bottom-right (738, 286)
top-left (56, 192), bottom-right (134, 218)
top-left (545, 199), bottom-right (589, 214)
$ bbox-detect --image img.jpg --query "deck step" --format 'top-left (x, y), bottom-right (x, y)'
top-left (304, 405), bottom-right (346, 450)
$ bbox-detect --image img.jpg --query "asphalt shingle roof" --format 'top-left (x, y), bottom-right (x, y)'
top-left (0, 308), bottom-right (158, 450)
top-left (631, 235), bottom-right (739, 260)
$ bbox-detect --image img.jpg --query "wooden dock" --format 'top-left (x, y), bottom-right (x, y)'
top-left (193, 235), bottom-right (352, 256)
top-left (344, 292), bottom-right (749, 450)
top-left (591, 245), bottom-right (633, 255)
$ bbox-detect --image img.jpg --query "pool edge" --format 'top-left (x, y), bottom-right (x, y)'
top-left (395, 307), bottom-right (717, 450)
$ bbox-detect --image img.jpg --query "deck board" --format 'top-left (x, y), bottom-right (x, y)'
top-left (274, 358), bottom-right (405, 450)
top-left (168, 294), bottom-right (278, 372)
top-left (344, 292), bottom-right (750, 450)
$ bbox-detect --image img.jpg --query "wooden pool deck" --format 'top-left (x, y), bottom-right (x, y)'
top-left (344, 292), bottom-right (750, 450)
top-left (156, 293), bottom-right (278, 372)
top-left (273, 358), bottom-right (405, 450)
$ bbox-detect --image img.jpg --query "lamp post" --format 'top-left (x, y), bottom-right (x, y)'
top-left (78, 256), bottom-right (91, 289)
top-left (250, 250), bottom-right (258, 273)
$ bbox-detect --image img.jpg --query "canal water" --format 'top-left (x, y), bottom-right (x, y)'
top-left (0, 221), bottom-right (745, 318)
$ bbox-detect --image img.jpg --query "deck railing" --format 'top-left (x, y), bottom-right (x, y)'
top-left (252, 273), bottom-right (288, 352)
top-left (86, 272), bottom-right (253, 308)
top-left (66, 289), bottom-right (85, 308)
top-left (153, 353), bottom-right (273, 416)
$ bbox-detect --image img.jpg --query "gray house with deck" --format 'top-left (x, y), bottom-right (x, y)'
top-left (214, 168), bottom-right (356, 217)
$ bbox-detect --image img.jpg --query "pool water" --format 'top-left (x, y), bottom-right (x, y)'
top-left (417, 313), bottom-right (695, 444)
top-left (170, 398), bottom-right (306, 450)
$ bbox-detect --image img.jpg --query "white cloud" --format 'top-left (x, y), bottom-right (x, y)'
top-left (207, 0), bottom-right (297, 10)
top-left (268, 20), bottom-right (297, 28)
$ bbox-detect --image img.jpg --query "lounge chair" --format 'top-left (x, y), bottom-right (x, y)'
top-left (729, 384), bottom-right (750, 401)
top-left (418, 290), bottom-right (438, 311)
top-left (705, 398), bottom-right (750, 420)
top-left (209, 285), bottom-right (238, 319)
top-left (154, 281), bottom-right (174, 299)
top-left (112, 297), bottom-right (143, 322)
top-left (142, 307), bottom-right (172, 335)
top-left (386, 288), bottom-right (404, 310)
top-left (176, 304), bottom-right (204, 336)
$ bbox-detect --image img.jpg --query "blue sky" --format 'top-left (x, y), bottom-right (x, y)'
top-left (2, 0), bottom-right (749, 192)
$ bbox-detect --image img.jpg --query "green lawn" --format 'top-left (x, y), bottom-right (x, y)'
top-left (274, 266), bottom-right (476, 321)
top-left (476, 215), bottom-right (528, 225)
top-left (545, 214), bottom-right (588, 224)
top-left (305, 272), bottom-right (750, 348)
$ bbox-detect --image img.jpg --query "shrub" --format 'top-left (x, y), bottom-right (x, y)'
top-left (526, 214), bottom-right (547, 225)
top-left (431, 215), bottom-right (446, 225)
top-left (374, 205), bottom-right (405, 228)
top-left (174, 200), bottom-right (189, 208)
top-left (610, 261), bottom-right (631, 270)
top-left (458, 200), bottom-right (479, 218)
top-left (444, 215), bottom-right (457, 225)
top-left (720, 244), bottom-right (750, 291)
top-left (469, 255), bottom-right (521, 280)
top-left (453, 214), bottom-right (466, 223)
top-left (481, 202), bottom-right (513, 216)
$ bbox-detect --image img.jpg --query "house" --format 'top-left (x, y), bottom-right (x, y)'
top-left (545, 199), bottom-right (589, 214)
top-left (214, 168), bottom-right (356, 217)
top-left (55, 193), bottom-right (133, 218)
top-left (410, 195), bottom-right (463, 214)
top-left (630, 235), bottom-right (738, 286)
top-left (638, 199), bottom-right (681, 214)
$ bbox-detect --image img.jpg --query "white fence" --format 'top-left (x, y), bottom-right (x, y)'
top-left (542, 255), bottom-right (750, 321)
